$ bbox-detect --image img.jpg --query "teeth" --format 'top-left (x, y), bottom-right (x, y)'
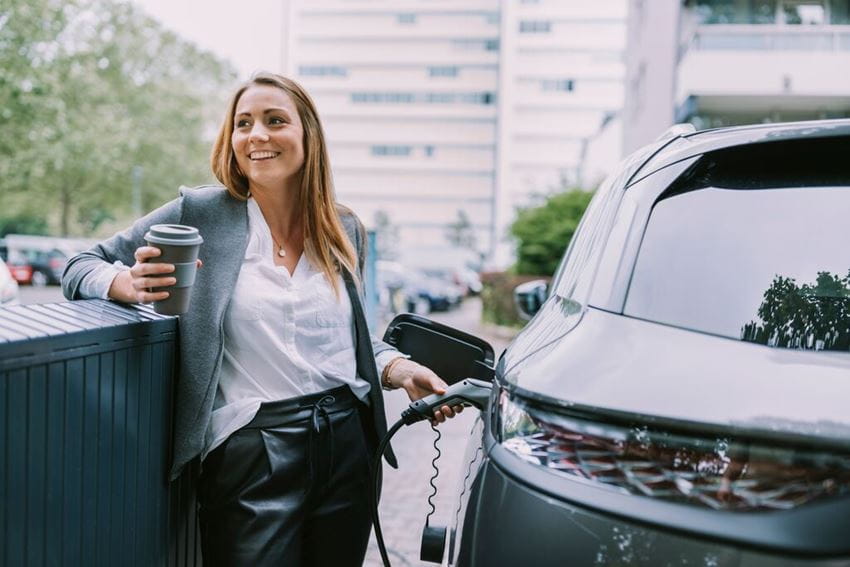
top-left (250, 151), bottom-right (279, 160)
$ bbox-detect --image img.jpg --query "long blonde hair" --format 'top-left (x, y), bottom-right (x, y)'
top-left (211, 72), bottom-right (358, 293)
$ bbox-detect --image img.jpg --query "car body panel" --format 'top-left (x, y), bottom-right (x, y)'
top-left (455, 455), bottom-right (850, 566)
top-left (632, 120), bottom-right (850, 187)
top-left (446, 119), bottom-right (850, 566)
top-left (501, 307), bottom-right (850, 448)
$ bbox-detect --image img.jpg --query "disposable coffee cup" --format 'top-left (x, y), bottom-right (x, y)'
top-left (144, 224), bottom-right (203, 315)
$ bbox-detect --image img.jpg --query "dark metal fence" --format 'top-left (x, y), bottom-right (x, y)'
top-left (0, 300), bottom-right (201, 567)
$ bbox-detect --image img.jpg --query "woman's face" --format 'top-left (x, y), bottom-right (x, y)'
top-left (231, 84), bottom-right (305, 193)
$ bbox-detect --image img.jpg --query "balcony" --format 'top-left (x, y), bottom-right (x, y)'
top-left (676, 24), bottom-right (850, 121)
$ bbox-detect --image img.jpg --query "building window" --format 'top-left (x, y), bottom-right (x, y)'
top-left (429, 66), bottom-right (459, 77)
top-left (397, 13), bottom-right (416, 24)
top-left (424, 145), bottom-right (435, 157)
top-left (352, 92), bottom-right (496, 105)
top-left (352, 92), bottom-right (415, 103)
top-left (372, 145), bottom-right (412, 156)
top-left (541, 79), bottom-right (575, 92)
top-left (453, 39), bottom-right (500, 51)
top-left (299, 65), bottom-right (347, 77)
top-left (782, 1), bottom-right (826, 25)
top-left (519, 20), bottom-right (552, 33)
top-left (485, 13), bottom-right (500, 25)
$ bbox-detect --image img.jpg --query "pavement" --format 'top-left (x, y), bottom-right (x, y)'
top-left (364, 299), bottom-right (512, 567)
top-left (17, 287), bottom-right (516, 566)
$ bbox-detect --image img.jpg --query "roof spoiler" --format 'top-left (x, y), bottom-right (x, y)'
top-left (655, 123), bottom-right (696, 143)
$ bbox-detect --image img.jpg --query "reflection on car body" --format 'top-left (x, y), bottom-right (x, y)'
top-left (403, 120), bottom-right (850, 566)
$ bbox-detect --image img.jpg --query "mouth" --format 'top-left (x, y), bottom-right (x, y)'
top-left (249, 151), bottom-right (280, 161)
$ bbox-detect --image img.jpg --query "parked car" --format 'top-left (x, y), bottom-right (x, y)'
top-left (0, 258), bottom-right (21, 305)
top-left (2, 249), bottom-right (34, 285)
top-left (404, 270), bottom-right (462, 313)
top-left (394, 120), bottom-right (850, 565)
top-left (23, 247), bottom-right (69, 286)
top-left (0, 235), bottom-right (87, 286)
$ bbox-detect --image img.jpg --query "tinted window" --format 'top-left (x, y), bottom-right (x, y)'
top-left (624, 186), bottom-right (850, 351)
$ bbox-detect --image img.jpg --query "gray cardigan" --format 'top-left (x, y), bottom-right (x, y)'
top-left (62, 185), bottom-right (397, 479)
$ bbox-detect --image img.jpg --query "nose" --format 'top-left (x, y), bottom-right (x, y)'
top-left (248, 123), bottom-right (270, 143)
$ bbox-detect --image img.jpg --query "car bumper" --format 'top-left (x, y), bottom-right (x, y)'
top-left (455, 456), bottom-right (850, 567)
top-left (450, 412), bottom-right (850, 567)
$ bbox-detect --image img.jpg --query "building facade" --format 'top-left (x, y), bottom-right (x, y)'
top-left (281, 0), bottom-right (627, 269)
top-left (625, 0), bottom-right (850, 153)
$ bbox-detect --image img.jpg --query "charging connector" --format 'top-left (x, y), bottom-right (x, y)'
top-left (371, 378), bottom-right (494, 567)
top-left (401, 378), bottom-right (493, 425)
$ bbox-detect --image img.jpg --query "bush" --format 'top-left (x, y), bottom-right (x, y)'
top-left (511, 189), bottom-right (593, 276)
top-left (480, 271), bottom-right (550, 328)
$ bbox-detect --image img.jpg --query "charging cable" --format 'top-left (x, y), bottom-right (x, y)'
top-left (370, 379), bottom-right (493, 567)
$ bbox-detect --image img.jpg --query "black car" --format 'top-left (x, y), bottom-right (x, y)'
top-left (392, 120), bottom-right (850, 566)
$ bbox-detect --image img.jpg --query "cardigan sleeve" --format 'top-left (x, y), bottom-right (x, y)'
top-left (62, 196), bottom-right (184, 301)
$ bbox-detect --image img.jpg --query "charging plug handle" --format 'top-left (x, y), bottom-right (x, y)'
top-left (402, 378), bottom-right (493, 425)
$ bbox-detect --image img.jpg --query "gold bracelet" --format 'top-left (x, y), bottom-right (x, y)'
top-left (382, 357), bottom-right (405, 390)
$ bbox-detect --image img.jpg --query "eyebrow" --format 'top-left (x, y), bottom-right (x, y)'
top-left (235, 107), bottom-right (290, 117)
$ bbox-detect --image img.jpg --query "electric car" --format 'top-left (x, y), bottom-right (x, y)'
top-left (390, 120), bottom-right (850, 566)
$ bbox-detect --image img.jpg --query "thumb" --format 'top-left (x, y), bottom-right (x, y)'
top-left (428, 375), bottom-right (448, 395)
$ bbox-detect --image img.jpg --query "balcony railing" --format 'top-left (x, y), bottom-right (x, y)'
top-left (684, 24), bottom-right (850, 54)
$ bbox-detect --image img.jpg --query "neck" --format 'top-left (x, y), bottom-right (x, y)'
top-left (250, 177), bottom-right (303, 241)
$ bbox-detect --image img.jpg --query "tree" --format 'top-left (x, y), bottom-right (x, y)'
top-left (0, 0), bottom-right (237, 237)
top-left (373, 210), bottom-right (399, 261)
top-left (510, 189), bottom-right (594, 276)
top-left (444, 209), bottom-right (478, 252)
top-left (742, 269), bottom-right (850, 351)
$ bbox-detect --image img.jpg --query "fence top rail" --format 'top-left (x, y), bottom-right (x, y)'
top-left (0, 300), bottom-right (173, 344)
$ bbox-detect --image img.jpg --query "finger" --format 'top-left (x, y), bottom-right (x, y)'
top-left (132, 276), bottom-right (177, 290)
top-left (196, 259), bottom-right (203, 269)
top-left (132, 263), bottom-right (175, 277)
top-left (432, 409), bottom-right (446, 424)
top-left (440, 404), bottom-right (456, 419)
top-left (452, 405), bottom-right (464, 414)
top-left (424, 374), bottom-right (447, 395)
top-left (134, 246), bottom-right (162, 263)
top-left (137, 290), bottom-right (170, 303)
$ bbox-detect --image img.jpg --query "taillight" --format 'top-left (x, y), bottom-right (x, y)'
top-left (497, 391), bottom-right (850, 511)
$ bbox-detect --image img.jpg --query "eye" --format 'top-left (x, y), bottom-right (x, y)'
top-left (269, 116), bottom-right (286, 125)
top-left (235, 118), bottom-right (250, 128)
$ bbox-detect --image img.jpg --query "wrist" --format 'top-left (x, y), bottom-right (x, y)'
top-left (381, 356), bottom-right (409, 390)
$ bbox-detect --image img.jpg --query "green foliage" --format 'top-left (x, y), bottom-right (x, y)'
top-left (0, 214), bottom-right (49, 237)
top-left (742, 269), bottom-right (850, 351)
top-left (0, 0), bottom-right (238, 236)
top-left (480, 272), bottom-right (549, 328)
top-left (510, 189), bottom-right (594, 276)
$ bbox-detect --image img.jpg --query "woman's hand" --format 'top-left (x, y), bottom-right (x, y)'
top-left (108, 246), bottom-right (202, 304)
top-left (386, 358), bottom-right (463, 424)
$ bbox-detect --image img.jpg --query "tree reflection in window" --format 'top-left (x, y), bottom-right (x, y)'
top-left (742, 270), bottom-right (850, 351)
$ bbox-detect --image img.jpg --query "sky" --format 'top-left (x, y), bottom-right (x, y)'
top-left (131, 0), bottom-right (283, 79)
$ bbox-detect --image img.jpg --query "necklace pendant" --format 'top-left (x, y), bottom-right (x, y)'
top-left (278, 248), bottom-right (286, 257)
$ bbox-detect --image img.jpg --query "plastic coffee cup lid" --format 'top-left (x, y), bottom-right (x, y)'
top-left (144, 224), bottom-right (203, 246)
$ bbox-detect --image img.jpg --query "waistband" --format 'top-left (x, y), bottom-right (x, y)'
top-left (244, 385), bottom-right (359, 430)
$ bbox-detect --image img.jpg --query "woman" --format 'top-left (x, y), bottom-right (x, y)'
top-left (62, 72), bottom-right (458, 566)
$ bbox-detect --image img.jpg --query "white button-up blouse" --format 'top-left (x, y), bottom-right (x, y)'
top-left (203, 198), bottom-right (398, 458)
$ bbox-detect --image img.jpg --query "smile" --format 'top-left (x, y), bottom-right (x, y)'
top-left (249, 151), bottom-right (280, 160)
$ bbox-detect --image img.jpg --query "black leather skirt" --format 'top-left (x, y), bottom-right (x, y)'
top-left (198, 385), bottom-right (374, 567)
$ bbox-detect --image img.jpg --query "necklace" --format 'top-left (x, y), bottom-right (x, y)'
top-left (270, 234), bottom-right (286, 257)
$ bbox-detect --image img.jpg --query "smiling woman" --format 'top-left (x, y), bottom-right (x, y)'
top-left (62, 72), bottom-right (459, 567)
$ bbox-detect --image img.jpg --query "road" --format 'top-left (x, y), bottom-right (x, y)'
top-left (17, 286), bottom-right (516, 566)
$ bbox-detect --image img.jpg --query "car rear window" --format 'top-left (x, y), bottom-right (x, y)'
top-left (624, 137), bottom-right (850, 352)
